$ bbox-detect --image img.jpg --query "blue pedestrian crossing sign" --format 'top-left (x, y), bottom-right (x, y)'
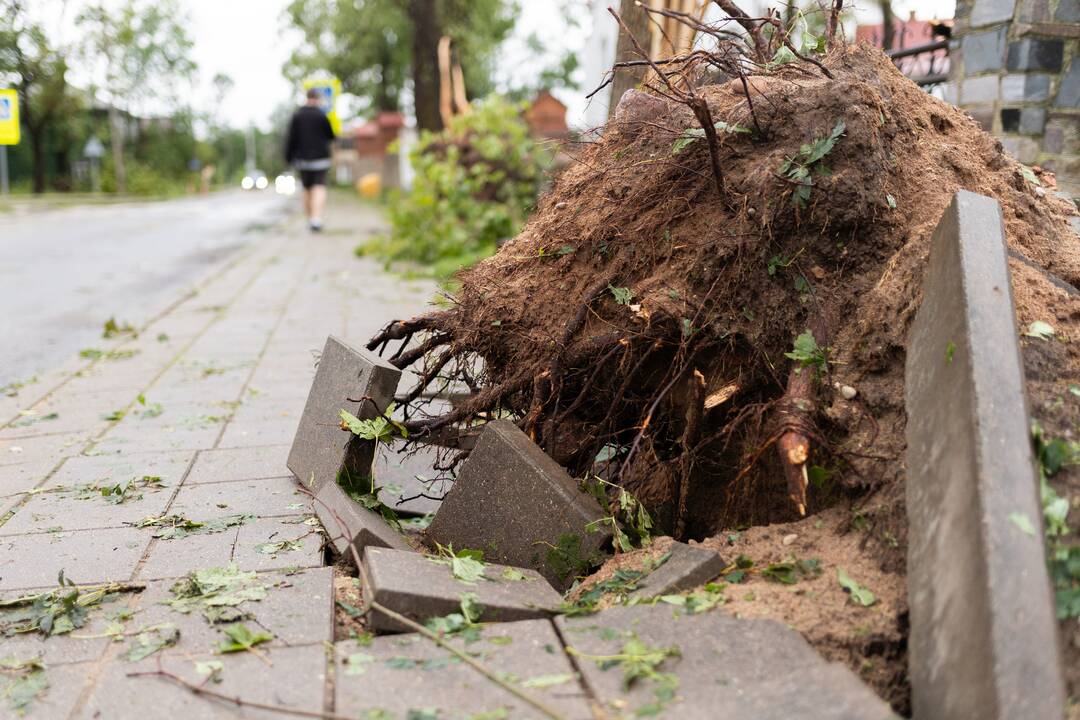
top-left (0, 89), bottom-right (19, 145)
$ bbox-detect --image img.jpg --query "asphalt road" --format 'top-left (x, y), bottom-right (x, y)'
top-left (0, 190), bottom-right (292, 388)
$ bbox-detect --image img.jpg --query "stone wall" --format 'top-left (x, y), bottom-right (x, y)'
top-left (948, 0), bottom-right (1079, 198)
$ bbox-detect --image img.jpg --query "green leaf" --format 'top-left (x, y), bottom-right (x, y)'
top-left (126, 624), bottom-right (179, 661)
top-left (1009, 511), bottom-right (1037, 536)
top-left (946, 341), bottom-right (956, 363)
top-left (886, 193), bottom-right (897, 209)
top-left (3, 670), bottom-right (47, 715)
top-left (451, 555), bottom-right (487, 584)
top-left (785, 330), bottom-right (827, 374)
top-left (501, 567), bottom-right (527, 582)
top-left (609, 286), bottom-right (634, 305)
top-left (837, 568), bottom-right (876, 606)
top-left (767, 45), bottom-right (797, 69)
top-left (194, 660), bottom-right (224, 683)
top-left (218, 623), bottom-right (273, 654)
top-left (1020, 165), bottom-right (1042, 187)
top-left (1024, 321), bottom-right (1055, 340)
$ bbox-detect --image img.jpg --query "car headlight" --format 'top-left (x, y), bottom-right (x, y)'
top-left (255, 176), bottom-right (268, 190)
top-left (241, 176), bottom-right (254, 190)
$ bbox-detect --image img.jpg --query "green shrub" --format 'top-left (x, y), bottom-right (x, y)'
top-left (360, 97), bottom-right (546, 278)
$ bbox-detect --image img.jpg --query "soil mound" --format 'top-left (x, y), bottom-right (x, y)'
top-left (371, 44), bottom-right (1080, 712)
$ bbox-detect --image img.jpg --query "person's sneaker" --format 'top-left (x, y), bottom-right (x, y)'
top-left (309, 220), bottom-right (323, 232)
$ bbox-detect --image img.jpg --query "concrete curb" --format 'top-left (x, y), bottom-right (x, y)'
top-left (905, 190), bottom-right (1065, 719)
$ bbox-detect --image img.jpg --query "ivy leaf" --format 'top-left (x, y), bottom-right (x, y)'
top-left (218, 623), bottom-right (273, 654)
top-left (837, 568), bottom-right (876, 606)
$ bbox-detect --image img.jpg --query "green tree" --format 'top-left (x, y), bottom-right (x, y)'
top-left (0, 0), bottom-right (71, 193)
top-left (283, 0), bottom-right (516, 131)
top-left (77, 0), bottom-right (196, 193)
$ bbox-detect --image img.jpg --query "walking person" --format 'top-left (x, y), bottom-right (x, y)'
top-left (285, 88), bottom-right (336, 231)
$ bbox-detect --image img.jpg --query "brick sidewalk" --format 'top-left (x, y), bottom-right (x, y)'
top-left (0, 200), bottom-right (434, 718)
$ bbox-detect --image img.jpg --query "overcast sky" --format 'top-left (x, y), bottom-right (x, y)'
top-left (31, 0), bottom-right (956, 131)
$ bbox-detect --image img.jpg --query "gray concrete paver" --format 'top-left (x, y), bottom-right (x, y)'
top-left (231, 516), bottom-right (324, 573)
top-left (167, 476), bottom-right (309, 520)
top-left (0, 527), bottom-right (150, 590)
top-left (185, 445), bottom-right (292, 484)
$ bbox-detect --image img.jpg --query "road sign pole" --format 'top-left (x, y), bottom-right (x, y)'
top-left (0, 146), bottom-right (8, 195)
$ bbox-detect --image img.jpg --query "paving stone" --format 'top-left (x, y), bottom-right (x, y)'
top-left (315, 479), bottom-right (413, 560)
top-left (5, 661), bottom-right (96, 719)
top-left (0, 479), bottom-right (174, 535)
top-left (962, 27), bottom-right (1008, 75)
top-left (905, 190), bottom-right (1065, 720)
top-left (626, 541), bottom-right (725, 600)
top-left (232, 516), bottom-right (324, 573)
top-left (42, 449), bottom-right (193, 491)
top-left (335, 619), bottom-right (592, 719)
top-left (0, 584), bottom-right (132, 665)
top-left (1006, 37), bottom-right (1064, 72)
top-left (130, 566), bottom-right (334, 654)
top-left (186, 444), bottom-right (291, 484)
top-left (136, 526), bottom-right (237, 580)
top-left (557, 604), bottom-right (893, 719)
top-left (91, 424), bottom-right (222, 454)
top-left (1000, 72), bottom-right (1051, 102)
top-left (0, 459), bottom-right (54, 495)
top-left (217, 417), bottom-right (299, 448)
top-left (76, 643), bottom-right (327, 720)
top-left (0, 527), bottom-right (150, 590)
top-left (0, 432), bottom-right (89, 467)
top-left (287, 335), bottom-right (400, 493)
top-left (168, 476), bottom-right (308, 520)
top-left (1018, 106), bottom-right (1047, 134)
top-left (426, 420), bottom-right (609, 589)
top-left (362, 546), bottom-right (563, 633)
top-left (374, 442), bottom-right (450, 515)
top-left (1055, 58), bottom-right (1080, 108)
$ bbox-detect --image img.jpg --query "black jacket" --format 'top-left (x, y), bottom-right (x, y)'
top-left (284, 106), bottom-right (335, 164)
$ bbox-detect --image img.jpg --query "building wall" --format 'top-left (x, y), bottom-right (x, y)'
top-left (947, 0), bottom-right (1079, 197)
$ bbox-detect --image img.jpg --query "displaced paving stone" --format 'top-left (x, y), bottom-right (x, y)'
top-left (77, 644), bottom-right (327, 720)
top-left (335, 619), bottom-right (593, 719)
top-left (315, 479), bottom-right (414, 559)
top-left (426, 420), bottom-right (610, 588)
top-left (905, 190), bottom-right (1065, 720)
top-left (626, 541), bottom-right (726, 601)
top-left (286, 335), bottom-right (400, 492)
top-left (374, 442), bottom-right (450, 515)
top-left (362, 546), bottom-right (563, 633)
top-left (557, 604), bottom-right (893, 719)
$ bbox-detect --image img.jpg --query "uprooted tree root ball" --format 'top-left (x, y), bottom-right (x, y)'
top-left (367, 44), bottom-right (1078, 709)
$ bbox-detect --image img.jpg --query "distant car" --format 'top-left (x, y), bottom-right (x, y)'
top-left (241, 171), bottom-right (268, 190)
top-left (274, 174), bottom-right (297, 196)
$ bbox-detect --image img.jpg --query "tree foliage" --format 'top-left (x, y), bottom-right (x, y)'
top-left (0, 0), bottom-right (72, 193)
top-left (359, 97), bottom-right (545, 277)
top-left (283, 0), bottom-right (516, 126)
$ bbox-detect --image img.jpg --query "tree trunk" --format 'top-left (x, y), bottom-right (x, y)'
top-left (109, 105), bottom-right (127, 194)
top-left (880, 0), bottom-right (895, 51)
top-left (408, 0), bottom-right (443, 132)
top-left (607, 0), bottom-right (651, 120)
top-left (29, 129), bottom-right (46, 194)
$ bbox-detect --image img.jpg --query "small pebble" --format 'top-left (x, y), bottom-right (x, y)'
top-left (840, 385), bottom-right (857, 400)
top-left (554, 201), bottom-right (567, 210)
top-left (747, 207), bottom-right (756, 217)
top-left (1035, 186), bottom-right (1046, 198)
top-left (782, 533), bottom-right (798, 546)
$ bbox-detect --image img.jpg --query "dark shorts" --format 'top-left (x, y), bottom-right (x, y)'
top-left (299, 169), bottom-right (328, 189)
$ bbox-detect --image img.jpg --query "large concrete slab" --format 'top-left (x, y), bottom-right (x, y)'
top-left (905, 190), bottom-right (1065, 720)
top-left (286, 335), bottom-right (400, 492)
top-left (335, 619), bottom-right (593, 719)
top-left (557, 604), bottom-right (894, 719)
top-left (426, 420), bottom-right (609, 588)
top-left (362, 546), bottom-right (563, 633)
top-left (315, 478), bottom-right (414, 559)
